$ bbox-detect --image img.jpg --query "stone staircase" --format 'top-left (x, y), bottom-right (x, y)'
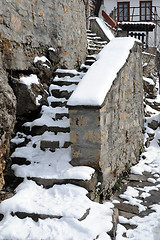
top-left (0, 31), bottom-right (112, 240)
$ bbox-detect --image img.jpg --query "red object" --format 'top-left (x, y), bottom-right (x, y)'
top-left (102, 10), bottom-right (117, 28)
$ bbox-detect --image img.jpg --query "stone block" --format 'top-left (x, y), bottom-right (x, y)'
top-left (85, 130), bottom-right (101, 143)
top-left (70, 131), bottom-right (79, 144)
top-left (11, 13), bottom-right (22, 32)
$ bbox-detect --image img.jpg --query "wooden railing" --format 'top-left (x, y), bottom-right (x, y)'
top-left (110, 6), bottom-right (160, 26)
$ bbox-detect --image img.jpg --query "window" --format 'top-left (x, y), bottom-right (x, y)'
top-left (118, 2), bottom-right (130, 21)
top-left (140, 1), bottom-right (152, 21)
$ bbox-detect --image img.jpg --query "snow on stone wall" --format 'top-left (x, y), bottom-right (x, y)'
top-left (68, 40), bottom-right (144, 196)
top-left (68, 37), bottom-right (139, 106)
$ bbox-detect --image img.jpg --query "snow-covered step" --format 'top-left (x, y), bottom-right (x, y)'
top-left (11, 157), bottom-right (31, 166)
top-left (55, 69), bottom-right (81, 78)
top-left (86, 55), bottom-right (97, 61)
top-left (40, 133), bottom-right (71, 151)
top-left (12, 132), bottom-right (70, 161)
top-left (80, 64), bottom-right (91, 72)
top-left (23, 124), bottom-right (70, 136)
top-left (55, 112), bottom-right (69, 120)
top-left (11, 146), bottom-right (96, 181)
top-left (51, 89), bottom-right (72, 99)
top-left (0, 181), bottom-right (113, 240)
top-left (91, 40), bottom-right (108, 45)
top-left (87, 32), bottom-right (97, 37)
top-left (88, 48), bottom-right (101, 55)
top-left (50, 83), bottom-right (77, 99)
top-left (85, 59), bottom-right (96, 66)
top-left (47, 96), bottom-right (68, 108)
top-left (27, 170), bottom-right (98, 200)
top-left (22, 112), bottom-right (70, 136)
top-left (50, 84), bottom-right (78, 93)
top-left (87, 36), bottom-right (101, 40)
top-left (53, 75), bottom-right (82, 86)
top-left (50, 100), bottom-right (67, 108)
top-left (88, 44), bottom-right (104, 50)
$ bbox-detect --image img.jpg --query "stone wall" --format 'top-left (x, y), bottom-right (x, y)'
top-left (0, 54), bottom-right (16, 190)
top-left (69, 42), bottom-right (144, 197)
top-left (0, 0), bottom-right (87, 70)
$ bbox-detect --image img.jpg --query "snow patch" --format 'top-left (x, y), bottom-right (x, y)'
top-left (34, 56), bottom-right (50, 64)
top-left (20, 74), bottom-right (39, 89)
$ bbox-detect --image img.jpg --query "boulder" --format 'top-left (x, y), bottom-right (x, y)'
top-left (148, 120), bottom-right (159, 130)
top-left (10, 74), bottom-right (48, 122)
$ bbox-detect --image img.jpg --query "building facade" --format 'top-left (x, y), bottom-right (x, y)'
top-left (98, 0), bottom-right (160, 47)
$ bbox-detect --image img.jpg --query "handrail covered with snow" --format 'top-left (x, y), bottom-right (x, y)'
top-left (68, 37), bottom-right (140, 107)
top-left (90, 17), bottom-right (115, 41)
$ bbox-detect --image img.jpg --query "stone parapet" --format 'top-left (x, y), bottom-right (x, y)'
top-left (68, 41), bottom-right (144, 197)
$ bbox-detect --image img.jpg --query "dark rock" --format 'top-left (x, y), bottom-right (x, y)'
top-left (148, 120), bottom-right (159, 130)
top-left (114, 203), bottom-right (139, 215)
top-left (143, 78), bottom-right (157, 99)
top-left (9, 75), bottom-right (48, 121)
top-left (12, 212), bottom-right (62, 222)
top-left (78, 208), bottom-right (90, 221)
top-left (40, 141), bottom-right (59, 151)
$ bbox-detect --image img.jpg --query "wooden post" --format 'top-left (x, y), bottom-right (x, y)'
top-left (154, 7), bottom-right (157, 47)
top-left (146, 31), bottom-right (149, 48)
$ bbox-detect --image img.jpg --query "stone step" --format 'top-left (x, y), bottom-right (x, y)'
top-left (50, 101), bottom-right (67, 108)
top-left (86, 55), bottom-right (97, 61)
top-left (85, 59), bottom-right (96, 66)
top-left (91, 40), bottom-right (108, 45)
top-left (80, 64), bottom-right (90, 73)
top-left (88, 44), bottom-right (104, 49)
top-left (40, 140), bottom-right (71, 151)
top-left (11, 157), bottom-right (31, 166)
top-left (87, 36), bottom-right (101, 40)
top-left (11, 211), bottom-right (62, 222)
top-left (51, 89), bottom-right (73, 99)
top-left (54, 69), bottom-right (80, 78)
top-left (53, 80), bottom-right (79, 87)
top-left (10, 207), bottom-right (91, 222)
top-left (22, 125), bottom-right (70, 136)
top-left (87, 32), bottom-right (97, 37)
top-left (145, 99), bottom-right (160, 111)
top-left (55, 112), bottom-right (69, 120)
top-left (88, 48), bottom-right (101, 55)
top-left (28, 170), bottom-right (98, 201)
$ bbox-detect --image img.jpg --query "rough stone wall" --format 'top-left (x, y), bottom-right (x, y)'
top-left (0, 0), bottom-right (87, 190)
top-left (143, 49), bottom-right (157, 79)
top-left (0, 54), bottom-right (16, 190)
top-left (69, 42), bottom-right (144, 197)
top-left (0, 0), bottom-right (87, 70)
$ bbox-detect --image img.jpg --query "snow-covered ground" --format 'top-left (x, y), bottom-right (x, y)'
top-left (115, 76), bottom-right (160, 240)
top-left (0, 46), bottom-right (114, 239)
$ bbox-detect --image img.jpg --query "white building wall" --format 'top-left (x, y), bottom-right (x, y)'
top-left (99, 0), bottom-right (160, 47)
